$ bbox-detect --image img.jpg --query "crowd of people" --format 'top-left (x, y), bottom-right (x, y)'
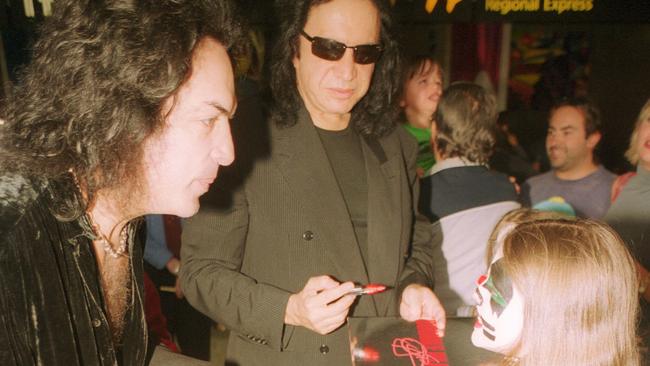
top-left (0, 0), bottom-right (647, 365)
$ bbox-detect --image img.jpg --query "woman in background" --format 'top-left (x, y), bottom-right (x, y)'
top-left (422, 82), bottom-right (520, 316)
top-left (605, 97), bottom-right (650, 351)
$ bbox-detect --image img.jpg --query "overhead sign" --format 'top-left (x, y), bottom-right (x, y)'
top-left (424, 0), bottom-right (468, 13)
top-left (394, 0), bottom-right (650, 23)
top-left (485, 0), bottom-right (593, 15)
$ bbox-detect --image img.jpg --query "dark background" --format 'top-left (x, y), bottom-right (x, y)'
top-left (1, 0), bottom-right (649, 173)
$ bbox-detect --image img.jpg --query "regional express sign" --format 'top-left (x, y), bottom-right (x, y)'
top-left (485, 0), bottom-right (593, 15)
top-left (394, 0), bottom-right (649, 23)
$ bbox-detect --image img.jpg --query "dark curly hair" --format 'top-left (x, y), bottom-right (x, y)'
top-left (269, 0), bottom-right (401, 137)
top-left (434, 82), bottom-right (497, 165)
top-left (0, 0), bottom-right (244, 215)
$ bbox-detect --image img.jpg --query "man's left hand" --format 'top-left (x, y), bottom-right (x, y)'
top-left (399, 284), bottom-right (446, 337)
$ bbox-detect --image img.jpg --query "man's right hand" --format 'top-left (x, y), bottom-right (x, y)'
top-left (284, 276), bottom-right (356, 335)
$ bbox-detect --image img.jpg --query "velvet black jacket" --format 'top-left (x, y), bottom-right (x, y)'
top-left (0, 173), bottom-right (147, 365)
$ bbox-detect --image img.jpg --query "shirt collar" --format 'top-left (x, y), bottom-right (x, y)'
top-left (429, 157), bottom-right (483, 175)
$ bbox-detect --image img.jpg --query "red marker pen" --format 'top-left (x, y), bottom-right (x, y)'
top-left (345, 283), bottom-right (388, 296)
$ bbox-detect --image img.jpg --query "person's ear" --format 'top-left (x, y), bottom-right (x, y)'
top-left (586, 130), bottom-right (601, 149)
top-left (291, 41), bottom-right (301, 69)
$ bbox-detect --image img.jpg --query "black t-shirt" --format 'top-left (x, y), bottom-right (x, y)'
top-left (317, 125), bottom-right (369, 263)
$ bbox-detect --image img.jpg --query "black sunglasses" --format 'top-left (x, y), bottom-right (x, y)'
top-left (300, 30), bottom-right (383, 65)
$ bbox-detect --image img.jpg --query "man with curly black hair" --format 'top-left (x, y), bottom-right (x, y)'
top-left (0, 0), bottom-right (243, 364)
top-left (180, 0), bottom-right (445, 364)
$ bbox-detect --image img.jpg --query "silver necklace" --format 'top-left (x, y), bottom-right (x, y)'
top-left (88, 214), bottom-right (128, 258)
top-left (95, 221), bottom-right (128, 258)
top-left (70, 169), bottom-right (129, 258)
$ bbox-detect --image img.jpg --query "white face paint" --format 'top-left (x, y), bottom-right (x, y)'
top-left (471, 243), bottom-right (524, 354)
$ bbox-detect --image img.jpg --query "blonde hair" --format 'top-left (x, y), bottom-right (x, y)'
top-left (486, 208), bottom-right (566, 265)
top-left (500, 218), bottom-right (640, 366)
top-left (624, 98), bottom-right (650, 165)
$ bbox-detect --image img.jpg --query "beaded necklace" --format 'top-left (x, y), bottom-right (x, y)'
top-left (71, 169), bottom-right (129, 258)
top-left (87, 213), bottom-right (128, 258)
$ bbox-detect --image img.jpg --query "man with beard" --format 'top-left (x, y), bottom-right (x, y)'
top-left (521, 97), bottom-right (615, 218)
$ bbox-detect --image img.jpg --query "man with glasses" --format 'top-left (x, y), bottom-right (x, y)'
top-left (180, 1), bottom-right (445, 364)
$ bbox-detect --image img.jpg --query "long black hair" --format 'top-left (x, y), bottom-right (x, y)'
top-left (269, 0), bottom-right (401, 137)
top-left (0, 0), bottom-right (244, 217)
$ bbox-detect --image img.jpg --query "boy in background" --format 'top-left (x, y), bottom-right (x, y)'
top-left (400, 56), bottom-right (443, 177)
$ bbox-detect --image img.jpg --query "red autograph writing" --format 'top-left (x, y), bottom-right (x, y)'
top-left (391, 338), bottom-right (442, 366)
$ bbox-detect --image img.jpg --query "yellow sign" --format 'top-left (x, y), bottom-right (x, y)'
top-left (425, 0), bottom-right (467, 14)
top-left (543, 0), bottom-right (594, 14)
top-left (485, 0), bottom-right (594, 15)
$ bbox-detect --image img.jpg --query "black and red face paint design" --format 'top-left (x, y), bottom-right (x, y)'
top-left (474, 258), bottom-right (514, 341)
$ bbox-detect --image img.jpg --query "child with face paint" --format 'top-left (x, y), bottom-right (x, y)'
top-left (473, 209), bottom-right (642, 365)
top-left (399, 55), bottom-right (443, 177)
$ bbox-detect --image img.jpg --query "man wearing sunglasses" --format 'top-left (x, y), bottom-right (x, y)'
top-left (180, 0), bottom-right (445, 365)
